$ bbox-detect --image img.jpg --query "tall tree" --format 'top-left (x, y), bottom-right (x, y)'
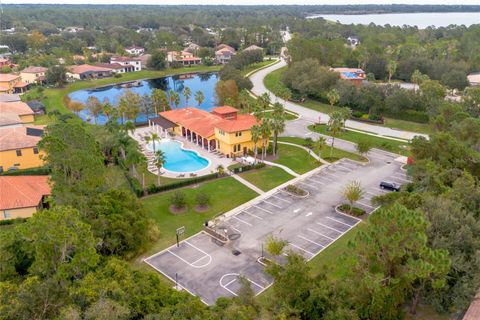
top-left (154, 150), bottom-right (166, 186)
top-left (271, 102), bottom-right (286, 156)
top-left (183, 86), bottom-right (191, 107)
top-left (341, 180), bottom-right (364, 214)
top-left (194, 90), bottom-right (205, 107)
top-left (151, 88), bottom-right (168, 113)
top-left (327, 110), bottom-right (344, 158)
top-left (86, 96), bottom-right (103, 125)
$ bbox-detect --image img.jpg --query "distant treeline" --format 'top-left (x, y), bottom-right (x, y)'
top-left (1, 4), bottom-right (479, 30)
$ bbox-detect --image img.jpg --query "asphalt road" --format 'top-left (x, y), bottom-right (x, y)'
top-left (249, 59), bottom-right (429, 141)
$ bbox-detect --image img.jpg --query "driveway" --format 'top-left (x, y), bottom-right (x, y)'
top-left (249, 59), bottom-right (428, 141)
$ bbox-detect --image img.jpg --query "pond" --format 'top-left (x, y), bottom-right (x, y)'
top-left (69, 72), bottom-right (218, 125)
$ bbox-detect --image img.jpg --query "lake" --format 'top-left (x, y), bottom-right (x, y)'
top-left (307, 12), bottom-right (480, 28)
top-left (69, 72), bottom-right (218, 125)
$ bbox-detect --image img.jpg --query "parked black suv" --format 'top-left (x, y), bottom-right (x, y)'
top-left (380, 181), bottom-right (401, 192)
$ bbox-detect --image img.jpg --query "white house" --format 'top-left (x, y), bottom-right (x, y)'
top-left (110, 56), bottom-right (142, 72)
top-left (467, 72), bottom-right (480, 86)
top-left (125, 46), bottom-right (145, 56)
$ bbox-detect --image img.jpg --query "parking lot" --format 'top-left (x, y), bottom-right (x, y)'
top-left (145, 153), bottom-right (411, 305)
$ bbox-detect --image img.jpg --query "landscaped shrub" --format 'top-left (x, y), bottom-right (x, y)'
top-left (125, 174), bottom-right (143, 197)
top-left (146, 173), bottom-right (219, 194)
top-left (0, 166), bottom-right (51, 176)
top-left (196, 193), bottom-right (210, 207)
top-left (170, 191), bottom-right (186, 209)
top-left (284, 185), bottom-right (307, 196)
top-left (386, 110), bottom-right (429, 123)
top-left (0, 217), bottom-right (28, 226)
top-left (352, 111), bottom-right (363, 118)
top-left (338, 204), bottom-right (365, 217)
top-left (230, 162), bottom-right (265, 174)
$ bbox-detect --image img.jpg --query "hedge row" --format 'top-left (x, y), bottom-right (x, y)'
top-left (0, 217), bottom-right (28, 226)
top-left (386, 110), bottom-right (430, 123)
top-left (1, 166), bottom-right (51, 176)
top-left (125, 173), bottom-right (144, 197)
top-left (230, 162), bottom-right (265, 174)
top-left (146, 173), bottom-right (220, 194)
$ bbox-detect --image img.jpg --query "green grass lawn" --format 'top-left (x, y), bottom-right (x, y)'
top-left (137, 177), bottom-right (258, 261)
top-left (241, 59), bottom-right (278, 76)
top-left (38, 65), bottom-right (221, 120)
top-left (308, 124), bottom-right (410, 156)
top-left (277, 137), bottom-right (367, 163)
top-left (273, 143), bottom-right (321, 174)
top-left (263, 66), bottom-right (432, 135)
top-left (239, 166), bottom-right (294, 191)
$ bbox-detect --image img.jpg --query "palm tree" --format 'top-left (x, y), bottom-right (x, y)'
top-left (86, 96), bottom-right (102, 125)
top-left (251, 124), bottom-right (261, 163)
top-left (183, 86), bottom-right (191, 107)
top-left (168, 89), bottom-right (176, 109)
top-left (326, 89), bottom-right (340, 107)
top-left (271, 102), bottom-right (286, 157)
top-left (117, 97), bottom-right (128, 124)
top-left (125, 121), bottom-right (136, 135)
top-left (216, 164), bottom-right (225, 176)
top-left (327, 111), bottom-right (344, 159)
top-left (258, 93), bottom-right (271, 116)
top-left (260, 119), bottom-right (272, 160)
top-left (154, 150), bottom-right (166, 186)
top-left (150, 132), bottom-right (159, 151)
top-left (314, 136), bottom-right (326, 159)
top-left (144, 135), bottom-right (151, 147)
top-left (141, 93), bottom-right (152, 121)
top-left (194, 90), bottom-right (205, 107)
top-left (342, 180), bottom-right (364, 214)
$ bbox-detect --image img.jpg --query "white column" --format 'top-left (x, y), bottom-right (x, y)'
top-left (208, 140), bottom-right (210, 152)
top-left (201, 138), bottom-right (204, 149)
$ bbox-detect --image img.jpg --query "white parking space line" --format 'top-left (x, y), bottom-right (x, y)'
top-left (253, 205), bottom-right (274, 214)
top-left (316, 222), bottom-right (344, 234)
top-left (331, 210), bottom-right (362, 222)
top-left (326, 216), bottom-right (355, 228)
top-left (357, 201), bottom-right (374, 209)
top-left (392, 176), bottom-right (410, 182)
top-left (298, 181), bottom-right (318, 189)
top-left (294, 208), bottom-right (301, 213)
top-left (247, 278), bottom-right (266, 290)
top-left (224, 278), bottom-right (237, 287)
top-left (243, 210), bottom-right (264, 220)
top-left (298, 235), bottom-right (324, 247)
top-left (233, 216), bottom-right (253, 226)
top-left (263, 199), bottom-right (283, 209)
top-left (231, 226), bottom-right (241, 233)
top-left (289, 243), bottom-right (315, 256)
top-left (305, 178), bottom-right (324, 186)
top-left (317, 175), bottom-right (334, 181)
top-left (272, 194), bottom-right (291, 204)
top-left (331, 164), bottom-right (353, 171)
top-left (307, 227), bottom-right (336, 241)
top-left (366, 191), bottom-right (379, 196)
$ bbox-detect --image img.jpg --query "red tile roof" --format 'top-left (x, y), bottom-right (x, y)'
top-left (0, 176), bottom-right (51, 210)
top-left (464, 292), bottom-right (480, 320)
top-left (159, 107), bottom-right (257, 137)
top-left (0, 125), bottom-right (44, 151)
top-left (68, 64), bottom-right (112, 75)
top-left (21, 66), bottom-right (48, 74)
top-left (13, 81), bottom-right (29, 88)
top-left (0, 102), bottom-right (34, 117)
top-left (212, 106), bottom-right (238, 114)
top-left (111, 56), bottom-right (141, 62)
top-left (0, 74), bottom-right (20, 82)
top-left (216, 114), bottom-right (257, 133)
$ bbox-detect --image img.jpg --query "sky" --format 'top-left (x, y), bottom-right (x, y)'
top-left (2, 0), bottom-right (480, 5)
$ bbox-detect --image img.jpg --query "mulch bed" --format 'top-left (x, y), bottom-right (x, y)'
top-left (169, 205), bottom-right (187, 214)
top-left (194, 205), bottom-right (210, 213)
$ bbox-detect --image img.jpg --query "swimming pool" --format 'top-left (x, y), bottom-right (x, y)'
top-left (147, 139), bottom-right (210, 173)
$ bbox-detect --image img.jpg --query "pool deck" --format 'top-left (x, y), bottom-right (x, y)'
top-left (130, 126), bottom-right (235, 179)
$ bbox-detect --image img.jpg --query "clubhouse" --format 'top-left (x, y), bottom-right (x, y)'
top-left (150, 106), bottom-right (258, 158)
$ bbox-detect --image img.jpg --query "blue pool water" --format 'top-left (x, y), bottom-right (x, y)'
top-left (148, 139), bottom-right (209, 173)
top-left (69, 72), bottom-right (218, 125)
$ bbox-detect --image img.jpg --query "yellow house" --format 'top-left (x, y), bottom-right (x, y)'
top-left (0, 74), bottom-right (28, 94)
top-left (0, 175), bottom-right (51, 220)
top-left (153, 106), bottom-right (258, 158)
top-left (0, 126), bottom-right (45, 171)
top-left (0, 101), bottom-right (35, 124)
top-left (20, 66), bottom-right (48, 85)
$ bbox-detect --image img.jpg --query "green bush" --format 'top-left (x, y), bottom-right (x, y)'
top-left (196, 193), bottom-right (210, 207)
top-left (125, 174), bottom-right (143, 197)
top-left (146, 173), bottom-right (219, 194)
top-left (1, 167), bottom-right (50, 176)
top-left (0, 217), bottom-right (28, 226)
top-left (386, 110), bottom-right (429, 123)
top-left (113, 73), bottom-right (122, 78)
top-left (230, 162), bottom-right (265, 174)
top-left (170, 191), bottom-right (186, 209)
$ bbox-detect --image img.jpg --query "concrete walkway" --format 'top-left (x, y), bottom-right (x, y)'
top-left (249, 59), bottom-right (429, 141)
top-left (231, 174), bottom-right (265, 195)
top-left (262, 160), bottom-right (300, 177)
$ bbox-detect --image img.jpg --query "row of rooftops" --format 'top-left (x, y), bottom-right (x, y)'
top-left (0, 175), bottom-right (51, 211)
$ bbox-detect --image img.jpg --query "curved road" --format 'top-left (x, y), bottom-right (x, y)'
top-left (249, 59), bottom-right (428, 141)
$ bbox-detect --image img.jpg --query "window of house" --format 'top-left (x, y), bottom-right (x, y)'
top-left (33, 147), bottom-right (39, 154)
top-left (0, 166), bottom-right (3, 173)
top-left (3, 210), bottom-right (11, 219)
top-left (16, 149), bottom-right (22, 156)
top-left (235, 131), bottom-right (242, 137)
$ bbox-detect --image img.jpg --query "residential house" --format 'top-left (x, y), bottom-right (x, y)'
top-left (215, 47), bottom-right (236, 65)
top-left (125, 45), bottom-right (145, 56)
top-left (0, 125), bottom-right (45, 171)
top-left (136, 54), bottom-right (151, 69)
top-left (0, 101), bottom-right (35, 124)
top-left (331, 67), bottom-right (366, 87)
top-left (167, 51), bottom-right (201, 66)
top-left (0, 93), bottom-right (20, 103)
top-left (0, 74), bottom-right (28, 94)
top-left (0, 57), bottom-right (16, 68)
top-left (0, 175), bottom-right (51, 221)
top-left (152, 106), bottom-right (257, 158)
top-left (110, 56), bottom-right (142, 71)
top-left (20, 66), bottom-right (48, 85)
top-left (66, 64), bottom-right (113, 80)
top-left (96, 63), bottom-right (134, 74)
top-left (347, 36), bottom-right (360, 48)
top-left (467, 72), bottom-right (480, 86)
top-left (243, 45), bottom-right (263, 52)
top-left (184, 43), bottom-right (201, 53)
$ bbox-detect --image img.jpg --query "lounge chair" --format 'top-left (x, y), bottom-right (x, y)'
top-left (190, 173), bottom-right (197, 177)
top-left (177, 173), bottom-right (185, 178)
